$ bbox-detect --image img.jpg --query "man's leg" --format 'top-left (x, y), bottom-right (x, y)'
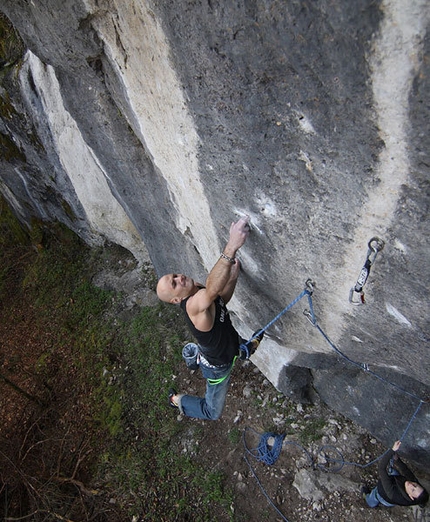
top-left (365, 487), bottom-right (380, 508)
top-left (365, 487), bottom-right (396, 508)
top-left (179, 362), bottom-right (233, 420)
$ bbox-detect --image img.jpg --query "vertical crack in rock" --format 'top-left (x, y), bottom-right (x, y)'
top-left (88, 1), bottom-right (219, 270)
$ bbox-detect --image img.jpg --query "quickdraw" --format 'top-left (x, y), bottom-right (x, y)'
top-left (349, 237), bottom-right (385, 305)
top-left (240, 280), bottom-right (315, 358)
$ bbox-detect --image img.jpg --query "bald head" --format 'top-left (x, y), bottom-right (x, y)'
top-left (156, 273), bottom-right (196, 304)
top-left (156, 275), bottom-right (174, 303)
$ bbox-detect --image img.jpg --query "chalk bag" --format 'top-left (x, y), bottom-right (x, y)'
top-left (182, 342), bottom-right (199, 370)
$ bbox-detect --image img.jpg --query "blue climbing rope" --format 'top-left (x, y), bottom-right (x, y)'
top-left (243, 452), bottom-right (291, 522)
top-left (243, 428), bottom-right (291, 522)
top-left (244, 400), bottom-right (424, 474)
top-left (242, 280), bottom-right (427, 403)
top-left (239, 280), bottom-right (314, 358)
top-left (243, 427), bottom-right (285, 465)
top-left (318, 400), bottom-right (426, 471)
top-left (398, 400), bottom-right (425, 442)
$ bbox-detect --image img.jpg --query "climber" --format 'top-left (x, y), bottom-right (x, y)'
top-left (361, 440), bottom-right (429, 508)
top-left (156, 215), bottom-right (263, 420)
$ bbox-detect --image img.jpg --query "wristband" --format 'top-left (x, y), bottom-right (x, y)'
top-left (220, 252), bottom-right (235, 263)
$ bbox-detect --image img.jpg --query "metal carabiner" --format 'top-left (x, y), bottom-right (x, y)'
top-left (303, 309), bottom-right (316, 326)
top-left (366, 237), bottom-right (385, 266)
top-left (349, 287), bottom-right (365, 305)
top-left (349, 237), bottom-right (385, 305)
top-left (305, 279), bottom-right (315, 295)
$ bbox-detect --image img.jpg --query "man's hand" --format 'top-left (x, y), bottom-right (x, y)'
top-left (224, 216), bottom-right (250, 255)
top-left (392, 440), bottom-right (401, 452)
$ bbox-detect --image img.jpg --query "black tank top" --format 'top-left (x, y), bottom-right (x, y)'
top-left (180, 293), bottom-right (240, 366)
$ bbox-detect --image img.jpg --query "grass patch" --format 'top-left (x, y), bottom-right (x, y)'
top-left (228, 426), bottom-right (241, 445)
top-left (299, 418), bottom-right (326, 444)
top-left (98, 302), bottom-right (236, 520)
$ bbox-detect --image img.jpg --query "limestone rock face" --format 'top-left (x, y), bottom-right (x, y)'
top-left (0, 1), bottom-right (428, 469)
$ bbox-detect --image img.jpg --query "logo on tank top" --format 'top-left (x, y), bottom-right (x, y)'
top-left (219, 297), bottom-right (225, 323)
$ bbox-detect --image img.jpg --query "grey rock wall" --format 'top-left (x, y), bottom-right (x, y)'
top-left (0, 0), bottom-right (428, 470)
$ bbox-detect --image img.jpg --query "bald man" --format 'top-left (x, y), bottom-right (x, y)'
top-left (156, 216), bottom-right (263, 420)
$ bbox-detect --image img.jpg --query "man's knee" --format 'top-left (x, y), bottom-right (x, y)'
top-left (204, 405), bottom-right (223, 420)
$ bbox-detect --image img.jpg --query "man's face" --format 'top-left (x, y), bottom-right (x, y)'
top-left (405, 481), bottom-right (423, 500)
top-left (156, 274), bottom-right (195, 304)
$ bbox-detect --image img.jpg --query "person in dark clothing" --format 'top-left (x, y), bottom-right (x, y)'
top-left (156, 216), bottom-right (262, 420)
top-left (362, 440), bottom-right (429, 508)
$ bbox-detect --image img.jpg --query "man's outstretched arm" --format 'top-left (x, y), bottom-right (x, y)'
top-left (188, 216), bottom-right (249, 315)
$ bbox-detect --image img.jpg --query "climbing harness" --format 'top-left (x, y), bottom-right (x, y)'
top-left (207, 355), bottom-right (238, 385)
top-left (349, 237), bottom-right (385, 305)
top-left (240, 279), bottom-right (427, 522)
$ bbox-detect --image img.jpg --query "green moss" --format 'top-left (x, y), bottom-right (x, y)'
top-left (228, 426), bottom-right (241, 445)
top-left (0, 193), bottom-right (29, 246)
top-left (61, 198), bottom-right (77, 221)
top-left (0, 131), bottom-right (26, 162)
top-left (0, 13), bottom-right (25, 69)
top-left (95, 394), bottom-right (123, 437)
top-left (1, 224), bottom-right (238, 521)
top-left (0, 89), bottom-right (15, 120)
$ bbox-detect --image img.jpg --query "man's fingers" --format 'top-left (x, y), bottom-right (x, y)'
top-left (230, 218), bottom-right (249, 233)
top-left (238, 216), bottom-right (250, 232)
top-left (228, 216), bottom-right (251, 250)
top-left (238, 215), bottom-right (250, 227)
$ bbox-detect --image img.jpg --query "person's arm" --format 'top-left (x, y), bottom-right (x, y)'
top-left (378, 442), bottom-right (399, 486)
top-left (378, 441), bottom-right (402, 500)
top-left (378, 448), bottom-right (397, 498)
top-left (219, 258), bottom-right (241, 304)
top-left (395, 457), bottom-right (418, 482)
top-left (187, 217), bottom-right (249, 317)
top-left (378, 447), bottom-right (396, 476)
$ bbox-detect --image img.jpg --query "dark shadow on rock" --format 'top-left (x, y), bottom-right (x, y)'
top-left (277, 365), bottom-right (314, 404)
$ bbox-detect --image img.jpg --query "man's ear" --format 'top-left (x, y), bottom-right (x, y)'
top-left (171, 297), bottom-right (181, 304)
